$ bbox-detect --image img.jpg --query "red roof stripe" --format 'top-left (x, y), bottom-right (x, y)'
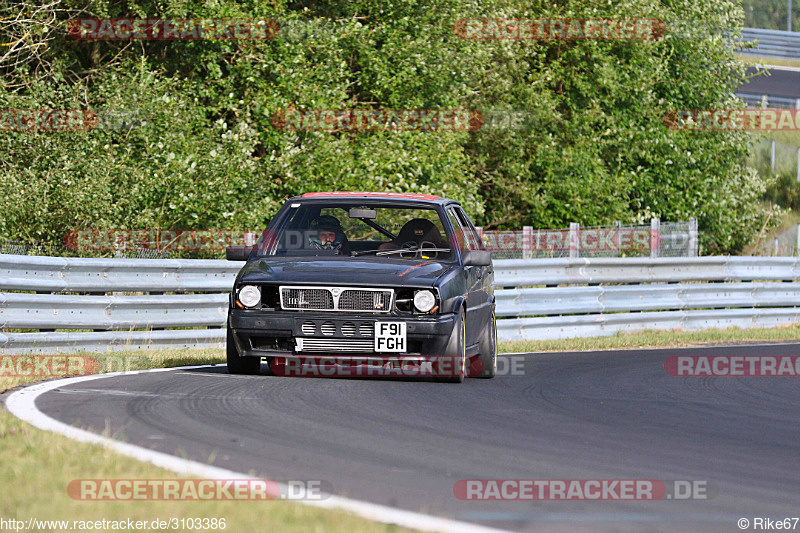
top-left (301, 191), bottom-right (441, 200)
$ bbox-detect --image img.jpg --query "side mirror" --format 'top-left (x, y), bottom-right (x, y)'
top-left (462, 250), bottom-right (492, 267)
top-left (226, 245), bottom-right (253, 261)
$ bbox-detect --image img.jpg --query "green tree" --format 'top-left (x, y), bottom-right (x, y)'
top-left (0, 0), bottom-right (777, 255)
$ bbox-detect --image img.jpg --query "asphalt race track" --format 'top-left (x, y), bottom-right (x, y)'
top-left (21, 343), bottom-right (800, 532)
top-left (742, 66), bottom-right (800, 99)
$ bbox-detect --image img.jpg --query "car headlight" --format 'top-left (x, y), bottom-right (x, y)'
top-left (238, 285), bottom-right (261, 308)
top-left (413, 290), bottom-right (436, 313)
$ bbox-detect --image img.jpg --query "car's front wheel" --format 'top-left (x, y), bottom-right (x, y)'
top-left (437, 310), bottom-right (466, 383)
top-left (227, 326), bottom-right (261, 375)
top-left (473, 307), bottom-right (497, 379)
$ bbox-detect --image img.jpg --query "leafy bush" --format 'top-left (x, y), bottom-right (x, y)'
top-left (0, 0), bottom-right (779, 255)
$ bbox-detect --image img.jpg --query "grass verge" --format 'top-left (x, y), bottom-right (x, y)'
top-left (0, 349), bottom-right (408, 533)
top-left (4, 325), bottom-right (800, 529)
top-left (737, 55), bottom-right (800, 69)
top-left (500, 324), bottom-right (800, 353)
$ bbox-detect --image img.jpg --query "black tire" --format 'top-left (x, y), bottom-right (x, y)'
top-left (474, 308), bottom-right (497, 379)
top-left (227, 326), bottom-right (260, 375)
top-left (437, 310), bottom-right (466, 383)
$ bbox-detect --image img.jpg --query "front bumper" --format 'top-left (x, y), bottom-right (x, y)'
top-left (228, 310), bottom-right (458, 358)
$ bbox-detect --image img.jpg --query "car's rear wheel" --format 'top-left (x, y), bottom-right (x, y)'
top-left (473, 308), bottom-right (497, 378)
top-left (437, 310), bottom-right (466, 383)
top-left (227, 326), bottom-right (260, 375)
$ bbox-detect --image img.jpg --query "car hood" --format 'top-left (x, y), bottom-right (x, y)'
top-left (238, 257), bottom-right (453, 287)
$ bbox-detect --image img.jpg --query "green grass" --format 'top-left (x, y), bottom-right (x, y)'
top-left (5, 325), bottom-right (800, 530)
top-left (742, 208), bottom-right (800, 255)
top-left (738, 55), bottom-right (800, 69)
top-left (0, 350), bottom-right (410, 533)
top-left (501, 324), bottom-right (800, 353)
top-left (763, 130), bottom-right (800, 148)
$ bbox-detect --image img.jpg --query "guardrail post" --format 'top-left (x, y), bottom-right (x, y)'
top-left (796, 147), bottom-right (800, 183)
top-left (650, 218), bottom-right (661, 258)
top-left (689, 217), bottom-right (698, 257)
top-left (771, 139), bottom-right (777, 171)
top-left (523, 226), bottom-right (533, 259)
top-left (244, 232), bottom-right (259, 246)
top-left (569, 223), bottom-right (580, 258)
top-left (796, 223), bottom-right (800, 256)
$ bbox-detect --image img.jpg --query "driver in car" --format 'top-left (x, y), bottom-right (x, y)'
top-left (309, 215), bottom-right (349, 255)
top-left (378, 218), bottom-right (449, 258)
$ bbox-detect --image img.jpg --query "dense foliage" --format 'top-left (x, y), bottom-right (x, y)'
top-left (743, 0), bottom-right (799, 31)
top-left (0, 0), bottom-right (777, 254)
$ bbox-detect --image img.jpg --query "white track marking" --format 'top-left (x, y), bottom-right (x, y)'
top-left (5, 366), bottom-right (509, 533)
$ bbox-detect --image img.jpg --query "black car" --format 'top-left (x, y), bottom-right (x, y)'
top-left (225, 191), bottom-right (496, 382)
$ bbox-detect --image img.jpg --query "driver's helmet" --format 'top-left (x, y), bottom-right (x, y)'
top-left (309, 215), bottom-right (345, 251)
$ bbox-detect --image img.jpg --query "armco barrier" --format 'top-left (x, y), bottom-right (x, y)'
top-left (740, 28), bottom-right (800, 59)
top-left (1, 254), bottom-right (799, 353)
top-left (0, 255), bottom-right (242, 292)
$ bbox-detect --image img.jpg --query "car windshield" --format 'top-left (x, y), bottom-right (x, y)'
top-left (253, 203), bottom-right (455, 261)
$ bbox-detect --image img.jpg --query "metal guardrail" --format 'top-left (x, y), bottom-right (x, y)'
top-left (1, 254), bottom-right (800, 352)
top-left (0, 293), bottom-right (228, 330)
top-left (492, 257), bottom-right (800, 341)
top-left (740, 27), bottom-right (800, 58)
top-left (0, 255), bottom-right (243, 292)
top-left (737, 93), bottom-right (800, 109)
top-left (493, 256), bottom-right (800, 286)
top-left (476, 219), bottom-right (697, 259)
top-left (497, 308), bottom-right (800, 341)
top-left (0, 329), bottom-right (226, 354)
top-left (495, 282), bottom-right (800, 317)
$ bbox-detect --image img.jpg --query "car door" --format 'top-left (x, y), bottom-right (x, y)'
top-left (455, 206), bottom-right (493, 340)
top-left (446, 206), bottom-right (482, 347)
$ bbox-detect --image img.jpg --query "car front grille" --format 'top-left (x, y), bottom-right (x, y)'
top-left (359, 322), bottom-right (373, 337)
top-left (280, 286), bottom-right (393, 313)
top-left (280, 288), bottom-right (334, 311)
top-left (338, 290), bottom-right (392, 312)
top-left (298, 320), bottom-right (374, 338)
top-left (295, 338), bottom-right (375, 353)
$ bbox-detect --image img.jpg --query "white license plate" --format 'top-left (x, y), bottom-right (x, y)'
top-left (374, 322), bottom-right (407, 353)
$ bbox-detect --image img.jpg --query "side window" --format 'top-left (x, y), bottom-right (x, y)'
top-left (447, 207), bottom-right (467, 250)
top-left (454, 207), bottom-right (482, 251)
